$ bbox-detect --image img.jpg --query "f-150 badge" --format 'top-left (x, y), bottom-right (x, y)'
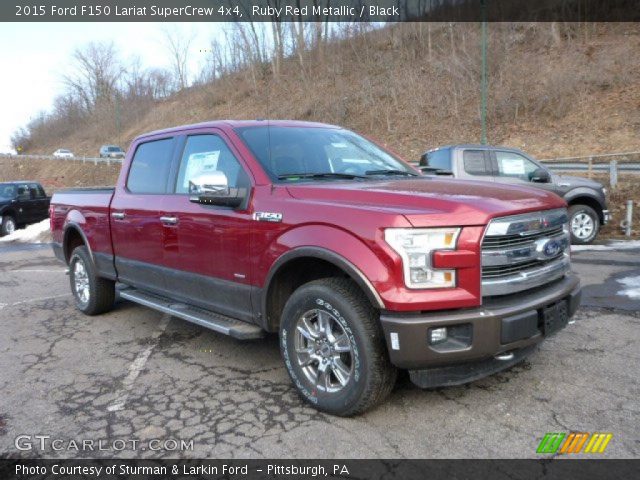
top-left (253, 212), bottom-right (282, 223)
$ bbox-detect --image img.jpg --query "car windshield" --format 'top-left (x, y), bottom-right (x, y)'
top-left (236, 126), bottom-right (417, 182)
top-left (59, 149), bottom-right (70, 153)
top-left (0, 185), bottom-right (16, 198)
top-left (108, 146), bottom-right (122, 152)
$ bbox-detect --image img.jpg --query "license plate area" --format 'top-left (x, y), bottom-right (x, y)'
top-left (541, 300), bottom-right (569, 336)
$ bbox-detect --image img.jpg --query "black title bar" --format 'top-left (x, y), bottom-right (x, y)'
top-left (1, 459), bottom-right (639, 480)
top-left (4, 0), bottom-right (640, 22)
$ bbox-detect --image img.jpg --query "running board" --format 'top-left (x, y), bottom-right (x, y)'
top-left (118, 288), bottom-right (264, 340)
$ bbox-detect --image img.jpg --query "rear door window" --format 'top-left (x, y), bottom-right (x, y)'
top-left (127, 138), bottom-right (175, 194)
top-left (463, 150), bottom-right (491, 176)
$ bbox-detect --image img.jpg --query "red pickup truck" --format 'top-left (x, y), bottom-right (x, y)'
top-left (50, 120), bottom-right (581, 415)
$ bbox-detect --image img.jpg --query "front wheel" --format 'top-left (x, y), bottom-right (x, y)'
top-left (280, 278), bottom-right (397, 416)
top-left (69, 246), bottom-right (115, 315)
top-left (569, 204), bottom-right (600, 244)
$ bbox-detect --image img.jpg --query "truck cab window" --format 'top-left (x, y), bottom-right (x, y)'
top-left (463, 150), bottom-right (490, 175)
top-left (17, 185), bottom-right (30, 200)
top-left (127, 138), bottom-right (175, 194)
top-left (495, 151), bottom-right (540, 181)
top-left (175, 134), bottom-right (249, 194)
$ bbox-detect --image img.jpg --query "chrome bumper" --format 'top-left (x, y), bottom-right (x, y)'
top-left (603, 209), bottom-right (611, 225)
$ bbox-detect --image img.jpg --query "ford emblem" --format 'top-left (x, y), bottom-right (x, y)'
top-left (543, 239), bottom-right (561, 257)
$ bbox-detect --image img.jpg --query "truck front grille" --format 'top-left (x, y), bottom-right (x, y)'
top-left (481, 209), bottom-right (571, 297)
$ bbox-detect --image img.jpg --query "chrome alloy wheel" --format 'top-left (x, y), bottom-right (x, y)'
top-left (73, 258), bottom-right (90, 304)
top-left (294, 309), bottom-right (353, 393)
top-left (571, 212), bottom-right (595, 240)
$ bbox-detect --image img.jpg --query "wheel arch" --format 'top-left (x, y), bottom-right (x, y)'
top-left (261, 247), bottom-right (385, 332)
top-left (566, 194), bottom-right (605, 223)
top-left (63, 223), bottom-right (93, 264)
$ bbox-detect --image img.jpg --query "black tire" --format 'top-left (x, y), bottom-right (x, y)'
top-left (568, 204), bottom-right (600, 245)
top-left (69, 246), bottom-right (115, 315)
top-left (280, 278), bottom-right (397, 416)
top-left (0, 215), bottom-right (16, 236)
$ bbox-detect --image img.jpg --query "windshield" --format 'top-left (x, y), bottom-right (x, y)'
top-left (108, 146), bottom-right (122, 152)
top-left (236, 126), bottom-right (417, 182)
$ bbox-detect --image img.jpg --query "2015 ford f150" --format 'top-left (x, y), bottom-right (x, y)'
top-left (50, 120), bottom-right (581, 416)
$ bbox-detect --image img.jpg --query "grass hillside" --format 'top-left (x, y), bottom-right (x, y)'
top-left (18, 22), bottom-right (640, 161)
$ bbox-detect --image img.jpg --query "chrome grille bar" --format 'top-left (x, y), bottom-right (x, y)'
top-left (481, 208), bottom-right (571, 297)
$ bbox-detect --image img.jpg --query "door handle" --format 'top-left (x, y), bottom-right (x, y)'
top-left (111, 212), bottom-right (126, 220)
top-left (160, 216), bottom-right (178, 225)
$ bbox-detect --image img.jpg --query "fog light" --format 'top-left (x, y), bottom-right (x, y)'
top-left (428, 327), bottom-right (448, 345)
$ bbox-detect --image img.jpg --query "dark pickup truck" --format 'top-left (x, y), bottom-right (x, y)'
top-left (420, 145), bottom-right (610, 244)
top-left (0, 181), bottom-right (50, 236)
top-left (50, 121), bottom-right (581, 415)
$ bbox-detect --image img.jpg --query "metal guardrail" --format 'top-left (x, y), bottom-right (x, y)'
top-left (542, 162), bottom-right (640, 172)
top-left (0, 153), bottom-right (122, 165)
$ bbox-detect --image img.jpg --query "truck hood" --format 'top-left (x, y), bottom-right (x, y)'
top-left (553, 174), bottom-right (604, 190)
top-left (286, 177), bottom-right (566, 227)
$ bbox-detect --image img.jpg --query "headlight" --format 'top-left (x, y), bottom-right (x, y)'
top-left (602, 187), bottom-right (607, 196)
top-left (384, 228), bottom-right (460, 289)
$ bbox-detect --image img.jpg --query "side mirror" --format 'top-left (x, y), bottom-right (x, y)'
top-left (188, 172), bottom-right (246, 208)
top-left (530, 168), bottom-right (551, 183)
top-left (420, 166), bottom-right (453, 176)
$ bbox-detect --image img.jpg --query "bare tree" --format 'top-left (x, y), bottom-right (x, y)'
top-left (161, 25), bottom-right (196, 91)
top-left (63, 41), bottom-right (124, 112)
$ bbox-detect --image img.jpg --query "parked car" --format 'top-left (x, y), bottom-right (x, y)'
top-left (99, 145), bottom-right (125, 159)
top-left (53, 149), bottom-right (74, 158)
top-left (50, 121), bottom-right (581, 415)
top-left (419, 145), bottom-right (610, 244)
top-left (0, 181), bottom-right (51, 236)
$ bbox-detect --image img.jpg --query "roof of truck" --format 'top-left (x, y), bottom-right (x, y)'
top-left (138, 120), bottom-right (342, 140)
top-left (426, 144), bottom-right (525, 153)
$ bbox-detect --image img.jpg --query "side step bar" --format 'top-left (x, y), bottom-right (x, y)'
top-left (118, 288), bottom-right (264, 340)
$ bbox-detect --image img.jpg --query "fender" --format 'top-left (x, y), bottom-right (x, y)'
top-left (259, 225), bottom-right (391, 323)
top-left (564, 187), bottom-right (605, 209)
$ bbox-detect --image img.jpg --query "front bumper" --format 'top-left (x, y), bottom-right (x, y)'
top-left (602, 209), bottom-right (611, 225)
top-left (379, 274), bottom-right (581, 383)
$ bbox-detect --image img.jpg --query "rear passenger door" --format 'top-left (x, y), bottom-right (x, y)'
top-left (457, 149), bottom-right (494, 181)
top-left (29, 184), bottom-right (48, 221)
top-left (110, 136), bottom-right (178, 294)
top-left (15, 184), bottom-right (34, 223)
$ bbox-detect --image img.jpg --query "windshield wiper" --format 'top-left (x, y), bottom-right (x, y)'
top-left (277, 172), bottom-right (368, 180)
top-left (365, 169), bottom-right (418, 177)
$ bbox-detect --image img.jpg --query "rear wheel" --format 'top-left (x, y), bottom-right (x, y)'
top-left (1, 215), bottom-right (16, 236)
top-left (69, 246), bottom-right (115, 315)
top-left (569, 204), bottom-right (600, 244)
top-left (280, 278), bottom-right (397, 416)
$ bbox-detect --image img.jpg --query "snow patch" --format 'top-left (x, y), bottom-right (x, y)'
top-left (0, 219), bottom-right (51, 244)
top-left (571, 240), bottom-right (640, 252)
top-left (617, 276), bottom-right (640, 299)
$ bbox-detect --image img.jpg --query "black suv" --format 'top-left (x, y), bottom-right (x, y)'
top-left (0, 181), bottom-right (50, 236)
top-left (420, 145), bottom-right (610, 244)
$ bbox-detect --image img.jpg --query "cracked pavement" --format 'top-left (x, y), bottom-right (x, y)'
top-left (0, 244), bottom-right (638, 458)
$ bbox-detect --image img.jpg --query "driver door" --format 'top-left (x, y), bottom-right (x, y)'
top-left (490, 150), bottom-right (555, 192)
top-left (162, 130), bottom-right (255, 323)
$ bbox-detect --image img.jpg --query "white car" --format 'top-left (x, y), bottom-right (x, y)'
top-left (53, 149), bottom-right (74, 158)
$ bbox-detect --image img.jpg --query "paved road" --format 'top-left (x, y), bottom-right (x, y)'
top-left (0, 244), bottom-right (638, 459)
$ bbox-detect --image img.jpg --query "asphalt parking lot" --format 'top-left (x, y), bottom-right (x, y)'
top-left (0, 243), bottom-right (638, 459)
